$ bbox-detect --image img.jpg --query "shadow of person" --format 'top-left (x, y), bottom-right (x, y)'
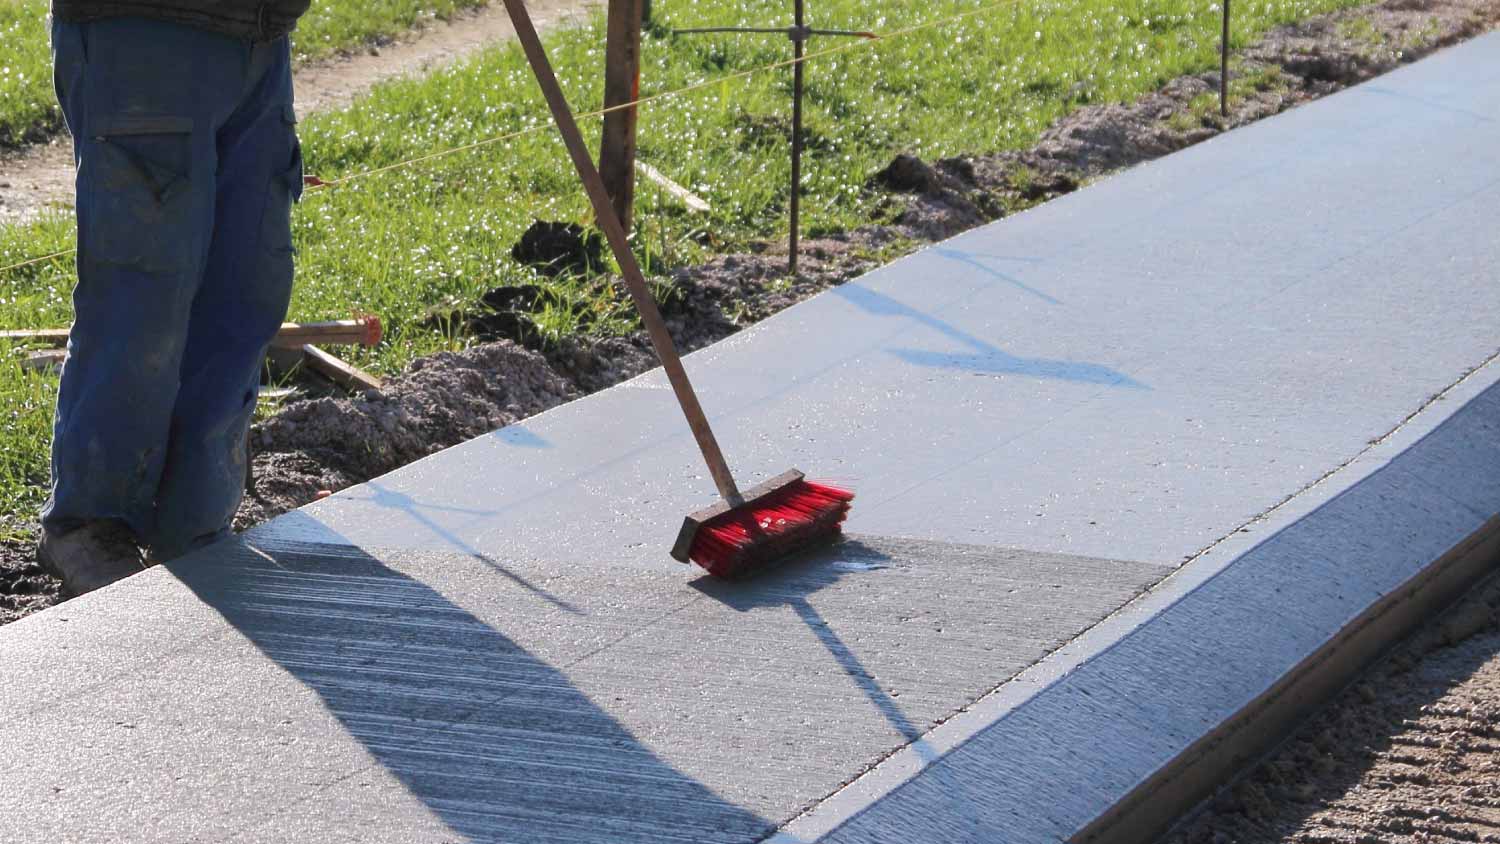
top-left (357, 479), bottom-right (585, 615)
top-left (833, 282), bottom-right (1146, 389)
top-left (929, 247), bottom-right (1061, 305)
top-left (174, 537), bottom-right (771, 844)
top-left (688, 537), bottom-right (940, 763)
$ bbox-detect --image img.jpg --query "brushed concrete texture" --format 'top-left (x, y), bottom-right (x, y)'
top-left (0, 537), bottom-right (1163, 842)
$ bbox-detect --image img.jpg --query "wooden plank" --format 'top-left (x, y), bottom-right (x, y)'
top-left (302, 344), bottom-right (383, 392)
top-left (257, 386), bottom-right (300, 402)
top-left (637, 160), bottom-right (711, 213)
top-left (599, 0), bottom-right (644, 233)
top-left (19, 349), bottom-right (66, 373)
top-left (267, 316), bottom-right (383, 350)
top-left (0, 329), bottom-right (70, 346)
top-left (2, 316), bottom-right (382, 350)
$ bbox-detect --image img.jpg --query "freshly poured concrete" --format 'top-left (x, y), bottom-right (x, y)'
top-left (4, 33), bottom-right (1500, 844)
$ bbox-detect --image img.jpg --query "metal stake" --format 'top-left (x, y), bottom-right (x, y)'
top-left (674, 6), bottom-right (874, 276)
top-left (790, 0), bottom-right (805, 275)
top-left (1221, 0), bottom-right (1230, 117)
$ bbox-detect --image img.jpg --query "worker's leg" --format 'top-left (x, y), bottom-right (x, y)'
top-left (41, 19), bottom-right (241, 545)
top-left (149, 36), bottom-right (301, 560)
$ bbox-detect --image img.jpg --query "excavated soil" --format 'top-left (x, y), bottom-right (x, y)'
top-left (0, 537), bottom-right (59, 626)
top-left (1167, 574), bottom-right (1500, 844)
top-left (237, 342), bottom-right (576, 527)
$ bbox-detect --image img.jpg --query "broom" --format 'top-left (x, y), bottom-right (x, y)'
top-left (501, 0), bottom-right (853, 578)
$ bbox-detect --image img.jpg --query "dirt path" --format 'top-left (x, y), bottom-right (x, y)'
top-left (0, 0), bottom-right (599, 225)
top-left (1167, 573), bottom-right (1500, 844)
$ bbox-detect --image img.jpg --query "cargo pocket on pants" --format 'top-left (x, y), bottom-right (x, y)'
top-left (254, 104), bottom-right (303, 334)
top-left (86, 115), bottom-right (195, 272)
top-left (261, 104), bottom-right (304, 258)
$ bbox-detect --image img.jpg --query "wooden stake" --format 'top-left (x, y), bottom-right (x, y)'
top-left (302, 344), bottom-right (383, 392)
top-left (637, 160), bottom-right (710, 213)
top-left (268, 316), bottom-right (383, 349)
top-left (19, 349), bottom-right (66, 373)
top-left (2, 316), bottom-right (382, 351)
top-left (789, 0), bottom-right (806, 275)
top-left (600, 0), bottom-right (645, 233)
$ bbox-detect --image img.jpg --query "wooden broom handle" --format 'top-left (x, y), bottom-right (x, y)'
top-left (502, 0), bottom-right (744, 505)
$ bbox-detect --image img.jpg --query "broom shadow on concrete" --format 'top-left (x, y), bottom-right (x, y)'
top-left (690, 537), bottom-right (942, 764)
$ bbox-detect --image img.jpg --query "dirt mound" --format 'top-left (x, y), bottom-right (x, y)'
top-left (0, 537), bottom-right (60, 625)
top-left (511, 220), bottom-right (606, 277)
top-left (238, 236), bottom-right (882, 525)
top-left (237, 342), bottom-right (577, 527)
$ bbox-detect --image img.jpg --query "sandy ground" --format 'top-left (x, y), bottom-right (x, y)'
top-left (0, 0), bottom-right (600, 224)
top-left (1167, 573), bottom-right (1500, 844)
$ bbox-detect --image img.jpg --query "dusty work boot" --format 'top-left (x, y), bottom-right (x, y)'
top-left (36, 521), bottom-right (147, 597)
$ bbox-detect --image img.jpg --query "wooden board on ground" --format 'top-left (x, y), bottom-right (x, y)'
top-left (302, 344), bottom-right (383, 392)
top-left (18, 349), bottom-right (65, 373)
top-left (3, 317), bottom-right (382, 350)
top-left (638, 161), bottom-right (710, 212)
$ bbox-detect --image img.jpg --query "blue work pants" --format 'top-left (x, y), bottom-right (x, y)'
top-left (43, 18), bottom-right (303, 560)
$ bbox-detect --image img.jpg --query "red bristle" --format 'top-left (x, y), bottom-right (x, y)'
top-left (687, 480), bottom-right (855, 578)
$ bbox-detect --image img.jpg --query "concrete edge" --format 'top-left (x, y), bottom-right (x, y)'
top-left (765, 353), bottom-right (1500, 844)
top-left (1075, 513), bottom-right (1500, 844)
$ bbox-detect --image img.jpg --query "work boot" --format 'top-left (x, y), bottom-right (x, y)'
top-left (36, 521), bottom-right (147, 596)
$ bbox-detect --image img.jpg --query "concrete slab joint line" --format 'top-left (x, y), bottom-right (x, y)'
top-left (5, 30), bottom-right (1500, 844)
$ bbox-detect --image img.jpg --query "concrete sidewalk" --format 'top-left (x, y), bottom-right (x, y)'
top-left (4, 32), bottom-right (1499, 844)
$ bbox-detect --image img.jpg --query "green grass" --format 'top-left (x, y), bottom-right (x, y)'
top-left (0, 348), bottom-right (55, 540)
top-left (0, 0), bottom-right (1377, 532)
top-left (0, 1), bottom-right (55, 145)
top-left (0, 0), bottom-right (490, 147)
top-left (1338, 11), bottom-right (1445, 55)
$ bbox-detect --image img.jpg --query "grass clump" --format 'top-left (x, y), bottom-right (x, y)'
top-left (0, 0), bottom-right (1378, 527)
top-left (0, 348), bottom-right (53, 541)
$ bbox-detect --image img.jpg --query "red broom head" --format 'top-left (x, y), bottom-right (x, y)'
top-left (687, 480), bottom-right (854, 578)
